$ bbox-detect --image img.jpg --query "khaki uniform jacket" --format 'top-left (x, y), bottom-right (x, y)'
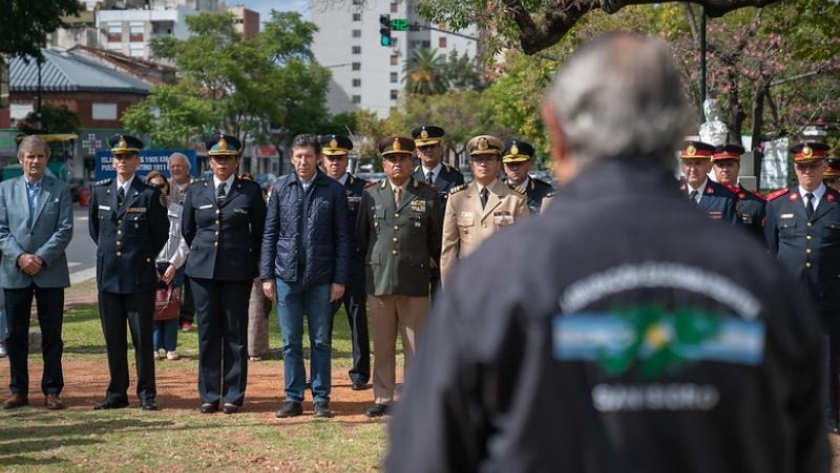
top-left (356, 177), bottom-right (442, 297)
top-left (440, 179), bottom-right (527, 284)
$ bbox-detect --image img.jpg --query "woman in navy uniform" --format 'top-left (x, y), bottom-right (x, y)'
top-left (89, 134), bottom-right (169, 411)
top-left (181, 134), bottom-right (266, 414)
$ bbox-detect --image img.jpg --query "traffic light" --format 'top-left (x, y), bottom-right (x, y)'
top-left (379, 14), bottom-right (392, 47)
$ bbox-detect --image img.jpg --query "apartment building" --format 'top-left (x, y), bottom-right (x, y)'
top-left (311, 0), bottom-right (477, 118)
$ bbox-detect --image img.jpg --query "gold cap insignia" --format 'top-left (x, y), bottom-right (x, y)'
top-left (330, 138), bottom-right (338, 149)
top-left (803, 145), bottom-right (813, 158)
top-left (420, 129), bottom-right (429, 139)
top-left (478, 137), bottom-right (488, 151)
top-left (118, 137), bottom-right (128, 149)
top-left (686, 145), bottom-right (696, 156)
top-left (218, 137), bottom-right (228, 151)
top-left (393, 137), bottom-right (401, 152)
top-left (511, 144), bottom-right (519, 156)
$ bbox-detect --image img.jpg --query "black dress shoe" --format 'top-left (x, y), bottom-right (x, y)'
top-left (222, 403), bottom-right (239, 415)
top-left (3, 393), bottom-right (29, 409)
top-left (365, 403), bottom-right (389, 418)
top-left (351, 381), bottom-right (369, 391)
top-left (313, 401), bottom-right (331, 418)
top-left (200, 403), bottom-right (218, 414)
top-left (141, 399), bottom-right (159, 411)
top-left (94, 398), bottom-right (129, 410)
top-left (276, 401), bottom-right (303, 418)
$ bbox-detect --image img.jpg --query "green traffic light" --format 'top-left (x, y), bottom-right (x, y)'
top-left (380, 36), bottom-right (393, 47)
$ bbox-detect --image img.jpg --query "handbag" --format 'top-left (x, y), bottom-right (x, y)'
top-left (154, 283), bottom-right (181, 321)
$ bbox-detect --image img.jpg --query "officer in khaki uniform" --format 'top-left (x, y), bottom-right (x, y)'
top-left (440, 135), bottom-right (527, 284)
top-left (356, 136), bottom-right (442, 418)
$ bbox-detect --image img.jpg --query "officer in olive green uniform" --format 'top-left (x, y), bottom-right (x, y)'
top-left (356, 136), bottom-right (442, 418)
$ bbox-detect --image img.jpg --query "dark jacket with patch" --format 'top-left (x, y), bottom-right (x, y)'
top-left (765, 185), bottom-right (840, 316)
top-left (387, 159), bottom-right (828, 473)
top-left (679, 179), bottom-right (738, 224)
top-left (182, 177), bottom-right (266, 281)
top-left (259, 171), bottom-right (350, 287)
top-left (89, 177), bottom-right (169, 293)
top-left (727, 183), bottom-right (766, 243)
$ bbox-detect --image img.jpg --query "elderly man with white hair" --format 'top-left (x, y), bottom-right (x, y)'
top-left (387, 32), bottom-right (829, 473)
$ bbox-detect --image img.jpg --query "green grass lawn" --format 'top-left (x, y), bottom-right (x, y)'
top-left (0, 282), bottom-right (393, 472)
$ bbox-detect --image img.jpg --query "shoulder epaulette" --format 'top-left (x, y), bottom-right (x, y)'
top-left (449, 183), bottom-right (468, 195)
top-left (413, 165), bottom-right (421, 172)
top-left (94, 178), bottom-right (113, 186)
top-left (507, 183), bottom-right (526, 195)
top-left (748, 189), bottom-right (765, 201)
top-left (545, 190), bottom-right (557, 198)
top-left (765, 188), bottom-right (790, 201)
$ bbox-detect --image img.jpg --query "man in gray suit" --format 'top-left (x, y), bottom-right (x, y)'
top-left (0, 135), bottom-right (73, 410)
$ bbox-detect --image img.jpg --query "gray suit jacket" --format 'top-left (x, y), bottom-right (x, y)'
top-left (0, 175), bottom-right (73, 289)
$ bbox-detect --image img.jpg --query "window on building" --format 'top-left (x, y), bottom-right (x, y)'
top-left (352, 78), bottom-right (361, 87)
top-left (129, 43), bottom-right (144, 57)
top-left (352, 95), bottom-right (362, 104)
top-left (352, 0), bottom-right (362, 4)
top-left (422, 40), bottom-right (431, 48)
top-left (352, 13), bottom-right (361, 21)
top-left (439, 37), bottom-right (447, 48)
top-left (129, 22), bottom-right (144, 42)
top-left (92, 103), bottom-right (118, 121)
top-left (390, 72), bottom-right (398, 83)
top-left (390, 90), bottom-right (399, 100)
top-left (390, 55), bottom-right (399, 66)
top-left (352, 29), bottom-right (361, 38)
top-left (390, 2), bottom-right (398, 13)
top-left (352, 46), bottom-right (361, 54)
top-left (106, 24), bottom-right (121, 43)
top-left (352, 62), bottom-right (361, 71)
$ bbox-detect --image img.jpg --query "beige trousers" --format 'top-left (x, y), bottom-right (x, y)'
top-left (368, 295), bottom-right (428, 404)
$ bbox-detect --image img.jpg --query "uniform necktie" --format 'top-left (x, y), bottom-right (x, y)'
top-left (480, 187), bottom-right (489, 209)
top-left (688, 190), bottom-right (698, 205)
top-left (217, 183), bottom-right (226, 200)
top-left (806, 192), bottom-right (815, 218)
top-left (118, 186), bottom-right (125, 208)
top-left (426, 171), bottom-right (434, 184)
top-left (394, 186), bottom-right (401, 206)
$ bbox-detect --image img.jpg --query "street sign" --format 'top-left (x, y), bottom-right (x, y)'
top-left (390, 18), bottom-right (408, 31)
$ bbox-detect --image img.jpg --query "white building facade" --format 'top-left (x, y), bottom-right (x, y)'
top-left (311, 0), bottom-right (477, 118)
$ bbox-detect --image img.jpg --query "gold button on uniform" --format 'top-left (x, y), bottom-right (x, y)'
top-left (117, 230), bottom-right (122, 235)
top-left (395, 213), bottom-right (400, 218)
top-left (392, 237), bottom-right (398, 242)
top-left (214, 242), bottom-right (219, 247)
top-left (393, 226), bottom-right (399, 231)
top-left (807, 235), bottom-right (812, 240)
top-left (392, 250), bottom-right (398, 255)
top-left (116, 251), bottom-right (122, 257)
top-left (215, 231), bottom-right (219, 236)
top-left (806, 249), bottom-right (812, 254)
top-left (806, 262), bottom-right (812, 268)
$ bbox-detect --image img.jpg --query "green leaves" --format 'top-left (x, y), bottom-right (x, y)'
top-left (124, 11), bottom-right (329, 149)
top-left (0, 0), bottom-right (81, 61)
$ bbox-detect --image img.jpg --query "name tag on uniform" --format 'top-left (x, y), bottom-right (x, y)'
top-left (780, 213), bottom-right (794, 219)
top-left (199, 204), bottom-right (213, 210)
top-left (233, 208), bottom-right (249, 215)
top-left (708, 211), bottom-right (722, 219)
top-left (410, 200), bottom-right (426, 213)
top-left (99, 205), bottom-right (111, 211)
top-left (127, 207), bottom-right (147, 214)
top-left (493, 210), bottom-right (514, 226)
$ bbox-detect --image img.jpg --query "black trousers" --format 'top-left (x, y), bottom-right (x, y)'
top-left (191, 278), bottom-right (251, 406)
top-left (5, 285), bottom-right (65, 396)
top-left (179, 274), bottom-right (195, 324)
top-left (98, 290), bottom-right (156, 402)
top-left (330, 274), bottom-right (370, 384)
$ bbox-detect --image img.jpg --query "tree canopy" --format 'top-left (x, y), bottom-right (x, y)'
top-left (0, 0), bottom-right (81, 62)
top-left (416, 0), bottom-right (784, 55)
top-left (122, 11), bottom-right (330, 149)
